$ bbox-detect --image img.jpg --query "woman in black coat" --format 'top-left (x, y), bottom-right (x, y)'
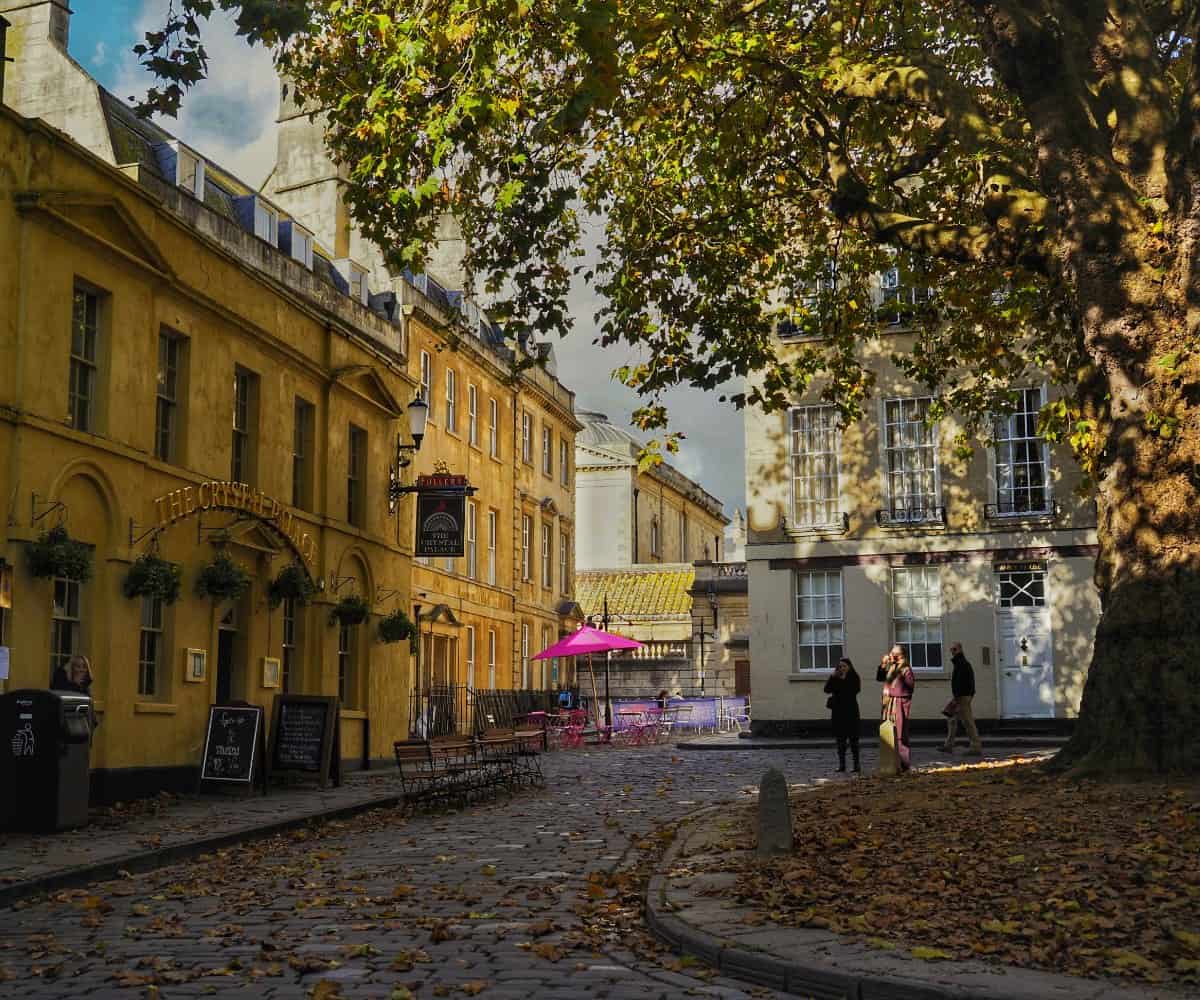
top-left (824, 657), bottom-right (861, 772)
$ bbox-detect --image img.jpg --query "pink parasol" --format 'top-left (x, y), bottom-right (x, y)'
top-left (531, 624), bottom-right (642, 659)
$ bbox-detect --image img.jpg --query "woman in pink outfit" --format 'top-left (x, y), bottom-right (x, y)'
top-left (877, 645), bottom-right (916, 771)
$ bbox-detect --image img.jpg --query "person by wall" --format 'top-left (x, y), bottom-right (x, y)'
top-left (824, 657), bottom-right (861, 772)
top-left (942, 642), bottom-right (983, 756)
top-left (877, 645), bottom-right (915, 772)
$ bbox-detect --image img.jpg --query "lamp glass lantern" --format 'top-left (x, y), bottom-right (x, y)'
top-left (407, 396), bottom-right (429, 450)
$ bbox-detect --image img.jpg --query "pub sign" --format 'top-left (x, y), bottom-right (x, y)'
top-left (415, 475), bottom-right (468, 557)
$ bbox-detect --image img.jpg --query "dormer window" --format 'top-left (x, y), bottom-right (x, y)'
top-left (335, 259), bottom-right (370, 305)
top-left (174, 145), bottom-right (205, 199)
top-left (281, 221), bottom-right (315, 270)
top-left (254, 202), bottom-right (278, 245)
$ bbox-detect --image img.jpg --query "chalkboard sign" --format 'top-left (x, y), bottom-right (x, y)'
top-left (269, 695), bottom-right (340, 787)
top-left (200, 705), bottom-right (264, 786)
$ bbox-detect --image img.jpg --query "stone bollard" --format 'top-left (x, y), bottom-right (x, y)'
top-left (756, 767), bottom-right (793, 858)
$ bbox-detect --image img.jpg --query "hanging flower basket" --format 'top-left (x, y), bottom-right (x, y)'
top-left (267, 563), bottom-right (317, 610)
top-left (377, 608), bottom-right (415, 644)
top-left (26, 524), bottom-right (93, 581)
top-left (329, 593), bottom-right (371, 627)
top-left (195, 552), bottom-right (252, 602)
top-left (122, 552), bottom-right (182, 604)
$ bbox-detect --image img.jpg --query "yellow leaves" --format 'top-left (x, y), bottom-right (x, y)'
top-left (480, 864), bottom-right (497, 877)
top-left (531, 941), bottom-right (565, 962)
top-left (1107, 949), bottom-right (1159, 973)
top-left (392, 884), bottom-right (416, 897)
top-left (1171, 929), bottom-right (1200, 952)
top-left (310, 982), bottom-right (343, 1000)
top-left (461, 982), bottom-right (490, 995)
top-left (911, 947), bottom-right (954, 961)
top-left (1005, 854), bottom-right (1026, 864)
top-left (980, 920), bottom-right (1021, 935)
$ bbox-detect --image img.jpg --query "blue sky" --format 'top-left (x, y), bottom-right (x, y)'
top-left (71, 1), bottom-right (143, 88)
top-left (67, 3), bottom-right (747, 516)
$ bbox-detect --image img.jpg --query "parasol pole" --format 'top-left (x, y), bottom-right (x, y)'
top-left (586, 652), bottom-right (601, 737)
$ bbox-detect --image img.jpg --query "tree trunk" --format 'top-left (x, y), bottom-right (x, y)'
top-left (1055, 359), bottom-right (1200, 774)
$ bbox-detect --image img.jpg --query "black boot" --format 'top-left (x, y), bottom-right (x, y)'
top-left (836, 738), bottom-right (847, 772)
top-left (852, 743), bottom-right (861, 773)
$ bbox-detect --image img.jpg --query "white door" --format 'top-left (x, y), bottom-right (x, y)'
top-left (997, 596), bottom-right (1055, 718)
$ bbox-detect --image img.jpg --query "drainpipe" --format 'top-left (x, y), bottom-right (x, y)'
top-left (631, 488), bottom-right (639, 563)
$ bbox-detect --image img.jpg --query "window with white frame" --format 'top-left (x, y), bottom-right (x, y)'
top-left (175, 146), bottom-right (205, 198)
top-left (891, 566), bottom-right (943, 669)
top-left (541, 522), bottom-right (552, 589)
top-left (138, 595), bottom-right (164, 697)
top-left (650, 516), bottom-right (660, 556)
top-left (254, 200), bottom-right (279, 245)
top-left (445, 369), bottom-right (457, 431)
top-left (70, 286), bottom-right (100, 432)
top-left (155, 331), bottom-right (182, 463)
top-left (487, 509), bottom-right (498, 585)
top-left (465, 625), bottom-right (476, 689)
top-left (559, 531), bottom-right (569, 595)
top-left (794, 570), bottom-right (843, 671)
top-left (883, 397), bottom-right (939, 518)
top-left (489, 398), bottom-right (499, 457)
top-left (521, 514), bottom-right (532, 580)
top-left (542, 425), bottom-right (553, 476)
top-left (993, 387), bottom-right (1050, 514)
top-left (281, 597), bottom-right (298, 692)
top-left (522, 412), bottom-right (532, 463)
top-left (790, 405), bottom-right (841, 528)
top-left (541, 625), bottom-right (552, 688)
top-left (559, 438), bottom-right (569, 486)
top-left (487, 628), bottom-right (497, 688)
top-left (50, 577), bottom-right (81, 682)
top-left (466, 501), bottom-right (477, 579)
top-left (521, 622), bottom-right (530, 688)
top-left (468, 385), bottom-right (478, 446)
top-left (419, 350), bottom-right (432, 407)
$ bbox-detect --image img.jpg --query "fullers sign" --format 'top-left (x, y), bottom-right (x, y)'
top-left (153, 481), bottom-right (316, 567)
top-left (415, 474), bottom-right (469, 558)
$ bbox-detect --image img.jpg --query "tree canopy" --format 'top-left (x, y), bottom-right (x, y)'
top-left (144, 1), bottom-right (1200, 771)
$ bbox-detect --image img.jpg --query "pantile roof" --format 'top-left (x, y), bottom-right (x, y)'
top-left (576, 565), bottom-right (695, 620)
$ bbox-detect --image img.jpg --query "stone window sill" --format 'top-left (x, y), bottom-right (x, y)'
top-left (134, 702), bottom-right (179, 714)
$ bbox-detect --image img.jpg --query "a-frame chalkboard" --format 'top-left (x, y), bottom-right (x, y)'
top-left (199, 703), bottom-right (267, 795)
top-left (268, 694), bottom-right (341, 788)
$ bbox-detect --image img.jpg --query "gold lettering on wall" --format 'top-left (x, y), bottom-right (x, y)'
top-left (151, 481), bottom-right (315, 570)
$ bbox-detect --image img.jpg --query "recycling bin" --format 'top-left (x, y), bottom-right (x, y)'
top-left (0, 689), bottom-right (92, 831)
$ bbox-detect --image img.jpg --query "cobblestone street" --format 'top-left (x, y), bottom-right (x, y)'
top-left (0, 744), bottom-right (1035, 999)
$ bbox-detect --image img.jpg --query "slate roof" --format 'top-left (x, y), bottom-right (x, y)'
top-left (575, 565), bottom-right (695, 620)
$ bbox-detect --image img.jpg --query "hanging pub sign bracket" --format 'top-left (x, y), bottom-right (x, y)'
top-left (31, 493), bottom-right (66, 526)
top-left (128, 518), bottom-right (161, 547)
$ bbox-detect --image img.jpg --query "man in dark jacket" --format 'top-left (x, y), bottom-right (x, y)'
top-left (942, 642), bottom-right (982, 755)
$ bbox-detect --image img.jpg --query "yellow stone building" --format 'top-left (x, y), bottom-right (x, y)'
top-left (0, 1), bottom-right (582, 790)
top-left (0, 99), bottom-right (417, 797)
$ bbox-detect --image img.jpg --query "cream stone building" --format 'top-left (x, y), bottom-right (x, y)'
top-left (745, 274), bottom-right (1100, 733)
top-left (574, 412), bottom-right (731, 695)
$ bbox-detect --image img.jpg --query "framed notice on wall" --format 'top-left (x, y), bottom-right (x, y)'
top-left (415, 492), bottom-right (466, 557)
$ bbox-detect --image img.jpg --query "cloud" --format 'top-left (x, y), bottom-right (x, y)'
top-left (111, 2), bottom-right (279, 187)
top-left (91, 41), bottom-right (107, 68)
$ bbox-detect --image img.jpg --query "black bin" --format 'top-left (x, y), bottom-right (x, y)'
top-left (0, 689), bottom-right (92, 831)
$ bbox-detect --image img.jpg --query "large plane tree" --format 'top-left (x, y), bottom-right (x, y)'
top-left (144, 1), bottom-right (1200, 773)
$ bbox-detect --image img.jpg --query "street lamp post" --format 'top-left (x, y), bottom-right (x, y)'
top-left (391, 395), bottom-right (428, 738)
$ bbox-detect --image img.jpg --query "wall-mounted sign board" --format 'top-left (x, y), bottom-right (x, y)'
top-left (415, 492), bottom-right (466, 558)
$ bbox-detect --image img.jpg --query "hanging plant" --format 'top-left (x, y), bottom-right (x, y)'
top-left (329, 593), bottom-right (370, 627)
top-left (122, 552), bottom-right (182, 604)
top-left (267, 563), bottom-right (317, 610)
top-left (377, 608), bottom-right (415, 644)
top-left (26, 524), bottom-right (93, 581)
top-left (195, 552), bottom-right (252, 602)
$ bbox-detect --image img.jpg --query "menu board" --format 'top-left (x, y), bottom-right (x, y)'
top-left (269, 695), bottom-right (340, 787)
top-left (200, 705), bottom-right (263, 785)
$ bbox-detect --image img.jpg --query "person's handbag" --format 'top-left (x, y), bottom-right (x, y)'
top-left (878, 718), bottom-right (899, 775)
top-left (941, 697), bottom-right (959, 718)
top-left (826, 695), bottom-right (835, 710)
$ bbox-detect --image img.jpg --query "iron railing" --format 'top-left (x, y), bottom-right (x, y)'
top-left (408, 686), bottom-right (586, 737)
top-left (875, 506), bottom-right (946, 527)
